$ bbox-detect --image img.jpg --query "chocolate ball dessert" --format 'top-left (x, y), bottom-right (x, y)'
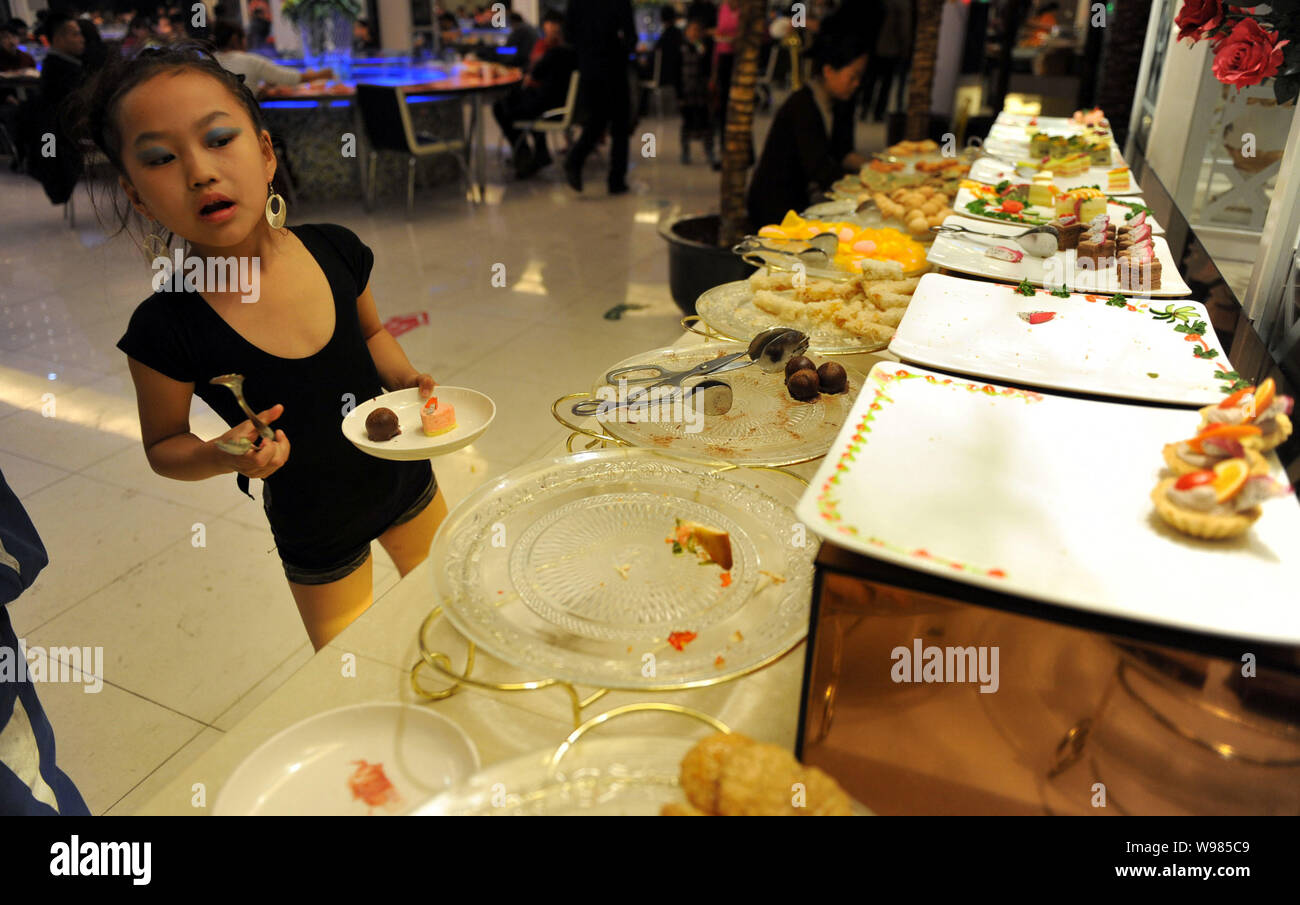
top-left (787, 369), bottom-right (821, 401)
top-left (817, 362), bottom-right (848, 394)
top-left (785, 355), bottom-right (817, 380)
top-left (365, 407), bottom-right (401, 441)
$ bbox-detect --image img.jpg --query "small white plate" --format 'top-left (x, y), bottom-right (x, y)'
top-left (927, 215), bottom-right (1190, 297)
top-left (342, 386), bottom-right (495, 461)
top-left (952, 186), bottom-right (1162, 233)
top-left (890, 273), bottom-right (1231, 405)
top-left (796, 363), bottom-right (1300, 645)
top-left (213, 703), bottom-right (481, 816)
top-left (967, 157), bottom-right (1142, 196)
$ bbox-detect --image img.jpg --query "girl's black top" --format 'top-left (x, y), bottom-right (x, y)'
top-left (117, 223), bottom-right (432, 565)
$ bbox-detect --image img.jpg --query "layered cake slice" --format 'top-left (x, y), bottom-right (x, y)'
top-left (421, 395), bottom-right (457, 436)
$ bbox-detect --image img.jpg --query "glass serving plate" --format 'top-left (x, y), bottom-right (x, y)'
top-left (415, 734), bottom-right (875, 816)
top-left (433, 448), bottom-right (817, 690)
top-left (695, 280), bottom-right (892, 355)
top-left (416, 736), bottom-right (695, 815)
top-left (588, 344), bottom-right (866, 467)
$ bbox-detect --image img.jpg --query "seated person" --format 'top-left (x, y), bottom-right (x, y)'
top-left (213, 21), bottom-right (333, 93)
top-left (21, 12), bottom-right (85, 203)
top-left (503, 12), bottom-right (539, 65)
top-left (746, 21), bottom-right (867, 230)
top-left (0, 20), bottom-right (36, 71)
top-left (120, 15), bottom-right (155, 56)
top-left (438, 12), bottom-right (461, 53)
top-left (491, 9), bottom-right (575, 178)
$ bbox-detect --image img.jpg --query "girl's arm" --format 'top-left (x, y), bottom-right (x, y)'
top-left (127, 358), bottom-right (289, 480)
top-left (357, 285), bottom-right (436, 398)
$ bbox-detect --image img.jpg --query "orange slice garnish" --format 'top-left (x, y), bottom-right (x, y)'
top-left (1211, 458), bottom-right (1250, 502)
top-left (1187, 423), bottom-right (1262, 452)
top-left (1253, 377), bottom-right (1276, 417)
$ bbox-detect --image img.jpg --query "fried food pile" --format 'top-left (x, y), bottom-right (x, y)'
top-left (661, 732), bottom-right (852, 816)
top-left (748, 266), bottom-right (921, 344)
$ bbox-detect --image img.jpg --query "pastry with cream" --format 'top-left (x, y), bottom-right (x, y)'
top-left (1197, 378), bottom-right (1293, 452)
top-left (1151, 458), bottom-right (1291, 540)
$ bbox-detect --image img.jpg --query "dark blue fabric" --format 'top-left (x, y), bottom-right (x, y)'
top-left (0, 469), bottom-right (91, 816)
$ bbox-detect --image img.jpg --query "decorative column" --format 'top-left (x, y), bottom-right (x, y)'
top-left (269, 0), bottom-right (300, 54)
top-left (377, 0), bottom-right (412, 52)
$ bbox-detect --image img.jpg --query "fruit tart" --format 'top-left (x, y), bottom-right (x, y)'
top-left (1162, 424), bottom-right (1270, 477)
top-left (1151, 459), bottom-right (1291, 540)
top-left (1198, 378), bottom-right (1294, 452)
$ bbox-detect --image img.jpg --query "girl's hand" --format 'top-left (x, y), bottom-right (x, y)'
top-left (408, 373), bottom-right (438, 400)
top-left (214, 404), bottom-right (291, 479)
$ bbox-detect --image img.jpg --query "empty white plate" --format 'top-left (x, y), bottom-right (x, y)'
top-left (213, 703), bottom-right (480, 816)
top-left (343, 386), bottom-right (495, 461)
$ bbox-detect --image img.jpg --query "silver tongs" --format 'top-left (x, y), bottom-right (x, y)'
top-left (732, 231), bottom-right (840, 268)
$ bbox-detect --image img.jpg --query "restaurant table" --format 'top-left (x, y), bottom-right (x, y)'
top-left (796, 136), bottom-right (1300, 816)
top-left (132, 320), bottom-right (898, 815)
top-left (261, 64), bottom-right (522, 203)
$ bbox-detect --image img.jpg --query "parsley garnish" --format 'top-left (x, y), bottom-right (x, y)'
top-left (1147, 372), bottom-right (1159, 378)
top-left (1016, 279), bottom-right (1037, 296)
top-left (1105, 294), bottom-right (1128, 307)
top-left (1174, 320), bottom-right (1208, 336)
top-left (1193, 347), bottom-right (1219, 359)
top-left (1050, 285), bottom-right (1071, 298)
top-left (1216, 371), bottom-right (1251, 393)
top-left (1108, 196), bottom-right (1152, 221)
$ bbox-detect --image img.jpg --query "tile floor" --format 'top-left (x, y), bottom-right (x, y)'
top-left (0, 95), bottom-right (887, 814)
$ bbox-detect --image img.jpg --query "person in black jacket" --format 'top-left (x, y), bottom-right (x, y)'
top-left (24, 12), bottom-right (86, 204)
top-left (563, 0), bottom-right (636, 195)
top-left (746, 23), bottom-right (868, 231)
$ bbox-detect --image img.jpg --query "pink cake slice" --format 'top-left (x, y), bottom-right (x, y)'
top-left (421, 396), bottom-right (457, 436)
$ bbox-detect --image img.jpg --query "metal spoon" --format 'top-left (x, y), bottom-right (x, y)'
top-left (983, 154), bottom-right (1039, 179)
top-left (210, 374), bottom-right (275, 455)
top-left (930, 223), bottom-right (1060, 257)
top-left (734, 232), bottom-right (840, 265)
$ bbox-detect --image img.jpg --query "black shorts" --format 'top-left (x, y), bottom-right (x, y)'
top-left (265, 472), bottom-right (438, 586)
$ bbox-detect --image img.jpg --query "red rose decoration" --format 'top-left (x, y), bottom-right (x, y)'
top-left (1175, 0), bottom-right (1224, 42)
top-left (1212, 18), bottom-right (1288, 89)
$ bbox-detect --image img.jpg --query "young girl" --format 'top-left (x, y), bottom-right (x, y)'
top-left (74, 43), bottom-right (447, 650)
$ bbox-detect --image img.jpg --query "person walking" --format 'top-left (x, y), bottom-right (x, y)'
top-left (563, 0), bottom-right (637, 195)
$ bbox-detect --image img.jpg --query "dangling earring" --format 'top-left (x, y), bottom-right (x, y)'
top-left (143, 220), bottom-right (169, 262)
top-left (265, 181), bottom-right (286, 229)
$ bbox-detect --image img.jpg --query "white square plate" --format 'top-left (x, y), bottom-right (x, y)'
top-left (967, 156), bottom-right (1142, 196)
top-left (796, 363), bottom-right (1300, 645)
top-left (952, 187), bottom-right (1163, 233)
top-left (889, 273), bottom-right (1232, 405)
top-left (927, 214), bottom-right (1190, 297)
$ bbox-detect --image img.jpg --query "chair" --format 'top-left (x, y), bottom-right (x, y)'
top-left (353, 83), bottom-right (469, 215)
top-left (510, 69), bottom-right (580, 162)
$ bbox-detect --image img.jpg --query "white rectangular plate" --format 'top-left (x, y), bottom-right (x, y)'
top-left (889, 273), bottom-right (1233, 405)
top-left (952, 186), bottom-right (1163, 233)
top-left (968, 156), bottom-right (1142, 196)
top-left (927, 214), bottom-right (1190, 297)
top-left (796, 363), bottom-right (1300, 645)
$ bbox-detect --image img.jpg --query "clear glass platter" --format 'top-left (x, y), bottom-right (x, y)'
top-left (591, 344), bottom-right (866, 467)
top-left (434, 448), bottom-right (818, 689)
top-left (414, 735), bottom-right (875, 816)
top-left (695, 280), bottom-right (891, 355)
